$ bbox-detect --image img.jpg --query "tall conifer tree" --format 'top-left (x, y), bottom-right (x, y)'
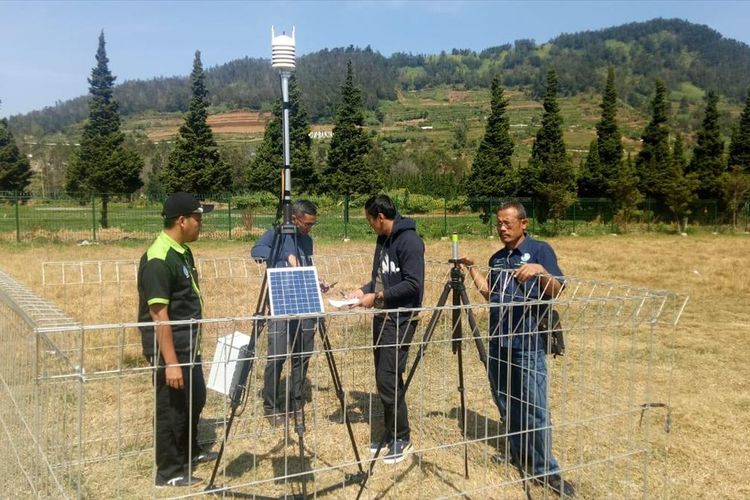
top-left (65, 31), bottom-right (143, 228)
top-left (0, 118), bottom-right (33, 192)
top-left (578, 139), bottom-right (602, 197)
top-left (526, 68), bottom-right (577, 224)
top-left (665, 134), bottom-right (699, 232)
top-left (248, 76), bottom-right (315, 194)
top-left (636, 80), bottom-right (671, 200)
top-left (687, 90), bottom-right (725, 198)
top-left (162, 50), bottom-right (231, 194)
top-left (728, 88), bottom-right (750, 171)
top-left (610, 153), bottom-right (643, 231)
top-left (322, 61), bottom-right (379, 196)
top-left (466, 75), bottom-right (517, 199)
top-left (597, 66), bottom-right (623, 192)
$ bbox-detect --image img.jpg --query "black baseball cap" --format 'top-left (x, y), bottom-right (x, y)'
top-left (162, 192), bottom-right (214, 219)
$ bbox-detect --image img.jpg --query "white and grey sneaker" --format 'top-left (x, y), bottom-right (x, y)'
top-left (382, 438), bottom-right (413, 464)
top-left (368, 434), bottom-right (392, 454)
top-left (155, 475), bottom-right (203, 487)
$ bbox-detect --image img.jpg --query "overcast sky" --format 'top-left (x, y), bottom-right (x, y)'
top-left (2, 0), bottom-right (750, 118)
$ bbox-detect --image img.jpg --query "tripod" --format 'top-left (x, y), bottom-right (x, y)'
top-left (205, 217), bottom-right (365, 495)
top-left (206, 27), bottom-right (364, 496)
top-left (356, 256), bottom-right (488, 499)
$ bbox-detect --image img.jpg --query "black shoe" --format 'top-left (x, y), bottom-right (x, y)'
top-left (534, 474), bottom-right (576, 497)
top-left (382, 438), bottom-right (413, 465)
top-left (191, 450), bottom-right (219, 465)
top-left (155, 475), bottom-right (203, 487)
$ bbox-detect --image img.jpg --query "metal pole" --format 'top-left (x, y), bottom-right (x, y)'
top-left (91, 194), bottom-right (97, 241)
top-left (228, 194), bottom-right (232, 240)
top-left (14, 191), bottom-right (20, 243)
top-left (444, 197), bottom-right (448, 237)
top-left (280, 71), bottom-right (293, 226)
top-left (344, 194), bottom-right (350, 240)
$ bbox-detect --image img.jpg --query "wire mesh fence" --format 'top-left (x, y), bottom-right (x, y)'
top-left (1, 192), bottom-right (746, 242)
top-left (1, 255), bottom-right (686, 498)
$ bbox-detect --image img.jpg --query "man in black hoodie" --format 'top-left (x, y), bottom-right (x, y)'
top-left (346, 194), bottom-right (425, 464)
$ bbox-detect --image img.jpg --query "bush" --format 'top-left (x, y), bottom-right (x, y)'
top-left (347, 194), bottom-right (371, 209)
top-left (404, 193), bottom-right (439, 214)
top-left (233, 192), bottom-right (277, 210)
top-left (302, 193), bottom-right (337, 212)
top-left (445, 196), bottom-right (468, 213)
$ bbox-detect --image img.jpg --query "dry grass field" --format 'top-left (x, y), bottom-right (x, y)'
top-left (1, 233), bottom-right (748, 498)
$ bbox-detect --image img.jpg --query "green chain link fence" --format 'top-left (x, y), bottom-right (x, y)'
top-left (0, 192), bottom-right (746, 243)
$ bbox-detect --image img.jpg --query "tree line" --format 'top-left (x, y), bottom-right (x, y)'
top-left (9, 18), bottom-right (750, 137)
top-left (3, 30), bottom-right (750, 232)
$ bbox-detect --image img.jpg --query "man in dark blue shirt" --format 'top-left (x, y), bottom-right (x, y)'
top-left (251, 200), bottom-right (320, 426)
top-left (462, 201), bottom-right (575, 498)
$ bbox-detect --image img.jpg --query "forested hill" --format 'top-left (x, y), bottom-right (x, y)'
top-left (9, 18), bottom-right (750, 137)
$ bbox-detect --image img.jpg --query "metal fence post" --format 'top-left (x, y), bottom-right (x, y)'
top-left (91, 194), bottom-right (97, 241)
top-left (713, 200), bottom-right (719, 233)
top-left (14, 191), bottom-right (20, 243)
top-left (343, 194), bottom-right (350, 240)
top-left (443, 197), bottom-right (448, 237)
top-left (228, 194), bottom-right (233, 240)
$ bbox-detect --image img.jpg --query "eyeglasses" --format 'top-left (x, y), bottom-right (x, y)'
top-left (300, 221), bottom-right (316, 228)
top-left (184, 213), bottom-right (202, 222)
top-left (496, 218), bottom-right (524, 228)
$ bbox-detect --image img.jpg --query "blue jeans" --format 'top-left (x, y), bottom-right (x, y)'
top-left (488, 342), bottom-right (560, 477)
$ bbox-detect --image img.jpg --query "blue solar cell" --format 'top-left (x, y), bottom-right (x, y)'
top-left (267, 266), bottom-right (325, 316)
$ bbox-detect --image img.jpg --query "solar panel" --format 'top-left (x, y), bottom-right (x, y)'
top-left (267, 266), bottom-right (325, 316)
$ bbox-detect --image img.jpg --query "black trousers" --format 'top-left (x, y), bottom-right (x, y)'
top-left (372, 314), bottom-right (418, 441)
top-left (152, 355), bottom-right (206, 481)
top-left (263, 318), bottom-right (317, 414)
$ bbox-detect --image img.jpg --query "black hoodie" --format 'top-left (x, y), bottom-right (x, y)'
top-left (361, 215), bottom-right (425, 311)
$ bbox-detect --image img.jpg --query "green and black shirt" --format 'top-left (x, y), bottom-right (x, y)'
top-left (138, 231), bottom-right (203, 360)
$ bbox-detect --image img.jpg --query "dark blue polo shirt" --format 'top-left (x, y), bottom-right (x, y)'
top-left (487, 235), bottom-right (564, 351)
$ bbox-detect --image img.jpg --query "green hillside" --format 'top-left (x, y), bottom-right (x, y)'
top-left (9, 18), bottom-right (750, 139)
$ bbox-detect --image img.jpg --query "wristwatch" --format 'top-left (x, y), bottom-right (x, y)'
top-left (374, 291), bottom-right (385, 309)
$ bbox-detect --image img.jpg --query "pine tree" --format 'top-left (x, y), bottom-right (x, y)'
top-left (465, 75), bottom-right (517, 200)
top-left (322, 61), bottom-right (379, 196)
top-left (720, 166), bottom-right (750, 230)
top-left (65, 31), bottom-right (143, 228)
top-left (526, 68), bottom-right (577, 225)
top-left (610, 153), bottom-right (643, 231)
top-left (248, 76), bottom-right (315, 194)
top-left (687, 90), bottom-right (725, 199)
top-left (664, 134), bottom-right (699, 232)
top-left (578, 139), bottom-right (602, 197)
top-left (596, 66), bottom-right (623, 193)
top-left (162, 50), bottom-right (231, 195)
top-left (728, 88), bottom-right (750, 171)
top-left (0, 118), bottom-right (33, 192)
top-left (636, 80), bottom-right (671, 200)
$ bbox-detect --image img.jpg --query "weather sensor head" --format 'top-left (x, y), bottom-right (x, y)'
top-left (271, 26), bottom-right (296, 71)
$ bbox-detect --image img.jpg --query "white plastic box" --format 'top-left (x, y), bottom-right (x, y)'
top-left (207, 331), bottom-right (252, 395)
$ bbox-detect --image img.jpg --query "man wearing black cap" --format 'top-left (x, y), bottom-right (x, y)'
top-left (138, 192), bottom-right (217, 487)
